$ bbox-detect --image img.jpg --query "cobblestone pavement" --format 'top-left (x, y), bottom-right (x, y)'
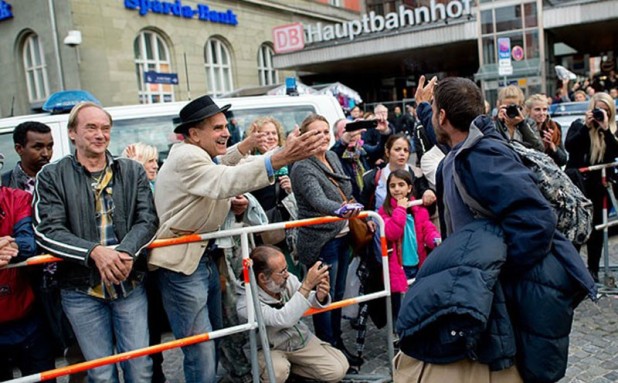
top-left (50, 239), bottom-right (618, 383)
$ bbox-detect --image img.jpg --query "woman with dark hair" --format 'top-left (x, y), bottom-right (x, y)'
top-left (360, 134), bottom-right (436, 212)
top-left (290, 113), bottom-right (363, 366)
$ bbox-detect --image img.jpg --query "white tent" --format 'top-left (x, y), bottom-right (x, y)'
top-left (312, 82), bottom-right (363, 104)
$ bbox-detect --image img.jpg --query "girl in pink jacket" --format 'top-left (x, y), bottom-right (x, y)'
top-left (378, 169), bottom-right (441, 318)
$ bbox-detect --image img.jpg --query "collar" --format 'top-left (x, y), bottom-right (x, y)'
top-left (71, 151), bottom-right (116, 175)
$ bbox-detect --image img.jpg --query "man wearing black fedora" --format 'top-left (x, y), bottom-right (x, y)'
top-left (149, 95), bottom-right (326, 383)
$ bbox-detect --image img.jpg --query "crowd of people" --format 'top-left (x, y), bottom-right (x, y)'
top-left (0, 74), bottom-right (615, 383)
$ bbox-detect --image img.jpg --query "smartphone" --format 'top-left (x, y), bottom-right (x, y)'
top-left (345, 119), bottom-right (378, 132)
top-left (333, 202), bottom-right (364, 216)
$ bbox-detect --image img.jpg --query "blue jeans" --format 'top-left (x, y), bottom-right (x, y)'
top-left (312, 235), bottom-right (351, 345)
top-left (157, 255), bottom-right (222, 383)
top-left (60, 285), bottom-right (151, 383)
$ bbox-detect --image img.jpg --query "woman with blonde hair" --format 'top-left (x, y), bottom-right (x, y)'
top-left (122, 142), bottom-right (159, 191)
top-left (524, 93), bottom-right (567, 166)
top-left (565, 92), bottom-right (618, 282)
top-left (246, 116), bottom-right (286, 155)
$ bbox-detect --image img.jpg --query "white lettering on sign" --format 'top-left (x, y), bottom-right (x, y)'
top-left (304, 0), bottom-right (471, 45)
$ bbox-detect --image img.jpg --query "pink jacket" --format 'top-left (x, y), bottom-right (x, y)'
top-left (378, 198), bottom-right (440, 293)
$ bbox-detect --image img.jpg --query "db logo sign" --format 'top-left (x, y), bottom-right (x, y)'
top-left (273, 23), bottom-right (305, 54)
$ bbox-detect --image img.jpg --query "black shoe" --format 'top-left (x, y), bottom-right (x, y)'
top-left (336, 339), bottom-right (363, 367)
top-left (590, 270), bottom-right (600, 283)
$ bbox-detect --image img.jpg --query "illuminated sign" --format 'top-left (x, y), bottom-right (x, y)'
top-left (0, 0), bottom-right (13, 22)
top-left (303, 0), bottom-right (471, 45)
top-left (124, 0), bottom-right (238, 26)
top-left (273, 23), bottom-right (305, 54)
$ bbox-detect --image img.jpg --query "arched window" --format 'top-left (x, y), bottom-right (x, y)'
top-left (22, 34), bottom-right (50, 103)
top-left (257, 44), bottom-right (278, 86)
top-left (204, 38), bottom-right (233, 96)
top-left (134, 30), bottom-right (174, 104)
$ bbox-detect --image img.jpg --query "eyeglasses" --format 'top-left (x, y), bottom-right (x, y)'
top-left (270, 267), bottom-right (289, 277)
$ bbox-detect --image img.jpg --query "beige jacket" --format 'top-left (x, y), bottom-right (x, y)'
top-left (150, 141), bottom-right (272, 274)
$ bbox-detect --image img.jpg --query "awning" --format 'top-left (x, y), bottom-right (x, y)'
top-left (474, 58), bottom-right (542, 82)
top-left (312, 82), bottom-right (363, 104)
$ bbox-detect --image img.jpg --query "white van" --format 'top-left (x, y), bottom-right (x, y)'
top-left (0, 94), bottom-right (345, 173)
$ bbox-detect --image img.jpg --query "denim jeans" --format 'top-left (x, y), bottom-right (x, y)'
top-left (312, 234), bottom-right (351, 345)
top-left (60, 284), bottom-right (152, 383)
top-left (157, 254), bottom-right (222, 383)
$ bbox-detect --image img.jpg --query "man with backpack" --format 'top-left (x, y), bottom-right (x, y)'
top-left (394, 77), bottom-right (596, 383)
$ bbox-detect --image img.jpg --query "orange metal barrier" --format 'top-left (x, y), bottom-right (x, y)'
top-left (2, 211), bottom-right (394, 383)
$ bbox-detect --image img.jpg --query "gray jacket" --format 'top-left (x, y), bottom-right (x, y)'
top-left (235, 274), bottom-right (330, 351)
top-left (290, 151), bottom-right (352, 265)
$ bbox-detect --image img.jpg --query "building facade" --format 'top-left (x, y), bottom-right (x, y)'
top-left (273, 0), bottom-right (618, 107)
top-left (0, 0), bottom-right (361, 117)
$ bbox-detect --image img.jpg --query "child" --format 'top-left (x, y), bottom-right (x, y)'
top-left (378, 169), bottom-right (441, 319)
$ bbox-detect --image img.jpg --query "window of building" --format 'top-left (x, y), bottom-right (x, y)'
top-left (22, 34), bottom-right (50, 103)
top-left (329, 0), bottom-right (342, 6)
top-left (257, 44), bottom-right (278, 86)
top-left (204, 37), bottom-right (234, 96)
top-left (133, 30), bottom-right (174, 104)
top-left (480, 1), bottom-right (541, 65)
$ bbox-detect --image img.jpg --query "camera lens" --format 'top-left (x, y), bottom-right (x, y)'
top-left (506, 104), bottom-right (520, 119)
top-left (592, 108), bottom-right (605, 122)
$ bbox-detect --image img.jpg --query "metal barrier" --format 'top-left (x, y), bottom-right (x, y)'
top-left (579, 162), bottom-right (618, 292)
top-left (2, 211), bottom-right (394, 383)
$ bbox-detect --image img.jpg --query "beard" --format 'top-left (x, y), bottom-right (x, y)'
top-left (265, 279), bottom-right (286, 294)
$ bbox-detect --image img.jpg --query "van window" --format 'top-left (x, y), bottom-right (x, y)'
top-left (108, 104), bottom-right (318, 161)
top-left (226, 105), bottom-right (317, 138)
top-left (0, 132), bottom-right (17, 175)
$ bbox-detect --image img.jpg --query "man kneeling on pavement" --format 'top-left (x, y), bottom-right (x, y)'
top-left (237, 245), bottom-right (349, 383)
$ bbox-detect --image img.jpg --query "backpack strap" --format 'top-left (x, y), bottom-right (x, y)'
top-left (452, 154), bottom-right (494, 220)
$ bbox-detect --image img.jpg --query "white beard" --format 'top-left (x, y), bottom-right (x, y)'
top-left (265, 279), bottom-right (285, 294)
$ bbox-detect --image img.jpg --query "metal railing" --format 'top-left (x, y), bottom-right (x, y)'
top-left (2, 211), bottom-right (394, 383)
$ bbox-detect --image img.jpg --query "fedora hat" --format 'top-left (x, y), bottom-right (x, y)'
top-left (174, 95), bottom-right (231, 133)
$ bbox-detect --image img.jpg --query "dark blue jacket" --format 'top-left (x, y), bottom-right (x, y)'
top-left (402, 115), bottom-right (596, 383)
top-left (397, 220), bottom-right (515, 371)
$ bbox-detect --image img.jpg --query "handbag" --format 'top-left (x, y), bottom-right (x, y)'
top-left (328, 177), bottom-right (373, 253)
top-left (258, 182), bottom-right (287, 245)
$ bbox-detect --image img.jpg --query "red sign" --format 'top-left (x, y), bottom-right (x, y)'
top-left (272, 23), bottom-right (305, 54)
top-left (512, 45), bottom-right (524, 61)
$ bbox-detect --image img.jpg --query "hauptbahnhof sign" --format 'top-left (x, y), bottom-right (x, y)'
top-left (274, 0), bottom-right (472, 53)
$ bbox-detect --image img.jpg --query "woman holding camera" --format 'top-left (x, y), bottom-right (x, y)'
top-left (495, 85), bottom-right (545, 152)
top-left (524, 94), bottom-right (568, 166)
top-left (565, 92), bottom-right (618, 282)
top-left (290, 113), bottom-right (363, 367)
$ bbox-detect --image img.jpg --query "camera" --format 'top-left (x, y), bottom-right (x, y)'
top-left (274, 166), bottom-right (288, 179)
top-left (505, 104), bottom-right (520, 119)
top-left (345, 119), bottom-right (378, 132)
top-left (63, 30), bottom-right (82, 47)
top-left (592, 108), bottom-right (605, 123)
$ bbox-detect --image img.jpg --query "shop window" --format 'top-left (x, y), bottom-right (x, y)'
top-left (133, 30), bottom-right (174, 104)
top-left (22, 34), bottom-right (50, 103)
top-left (495, 5), bottom-right (522, 33)
top-left (524, 2), bottom-right (538, 28)
top-left (525, 31), bottom-right (540, 59)
top-left (482, 37), bottom-right (496, 65)
top-left (204, 38), bottom-right (233, 96)
top-left (481, 9), bottom-right (494, 34)
top-left (257, 44), bottom-right (278, 86)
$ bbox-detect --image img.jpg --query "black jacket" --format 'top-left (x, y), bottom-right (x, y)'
top-left (32, 152), bottom-right (158, 289)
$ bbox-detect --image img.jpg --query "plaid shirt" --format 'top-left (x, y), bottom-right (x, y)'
top-left (87, 166), bottom-right (138, 300)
